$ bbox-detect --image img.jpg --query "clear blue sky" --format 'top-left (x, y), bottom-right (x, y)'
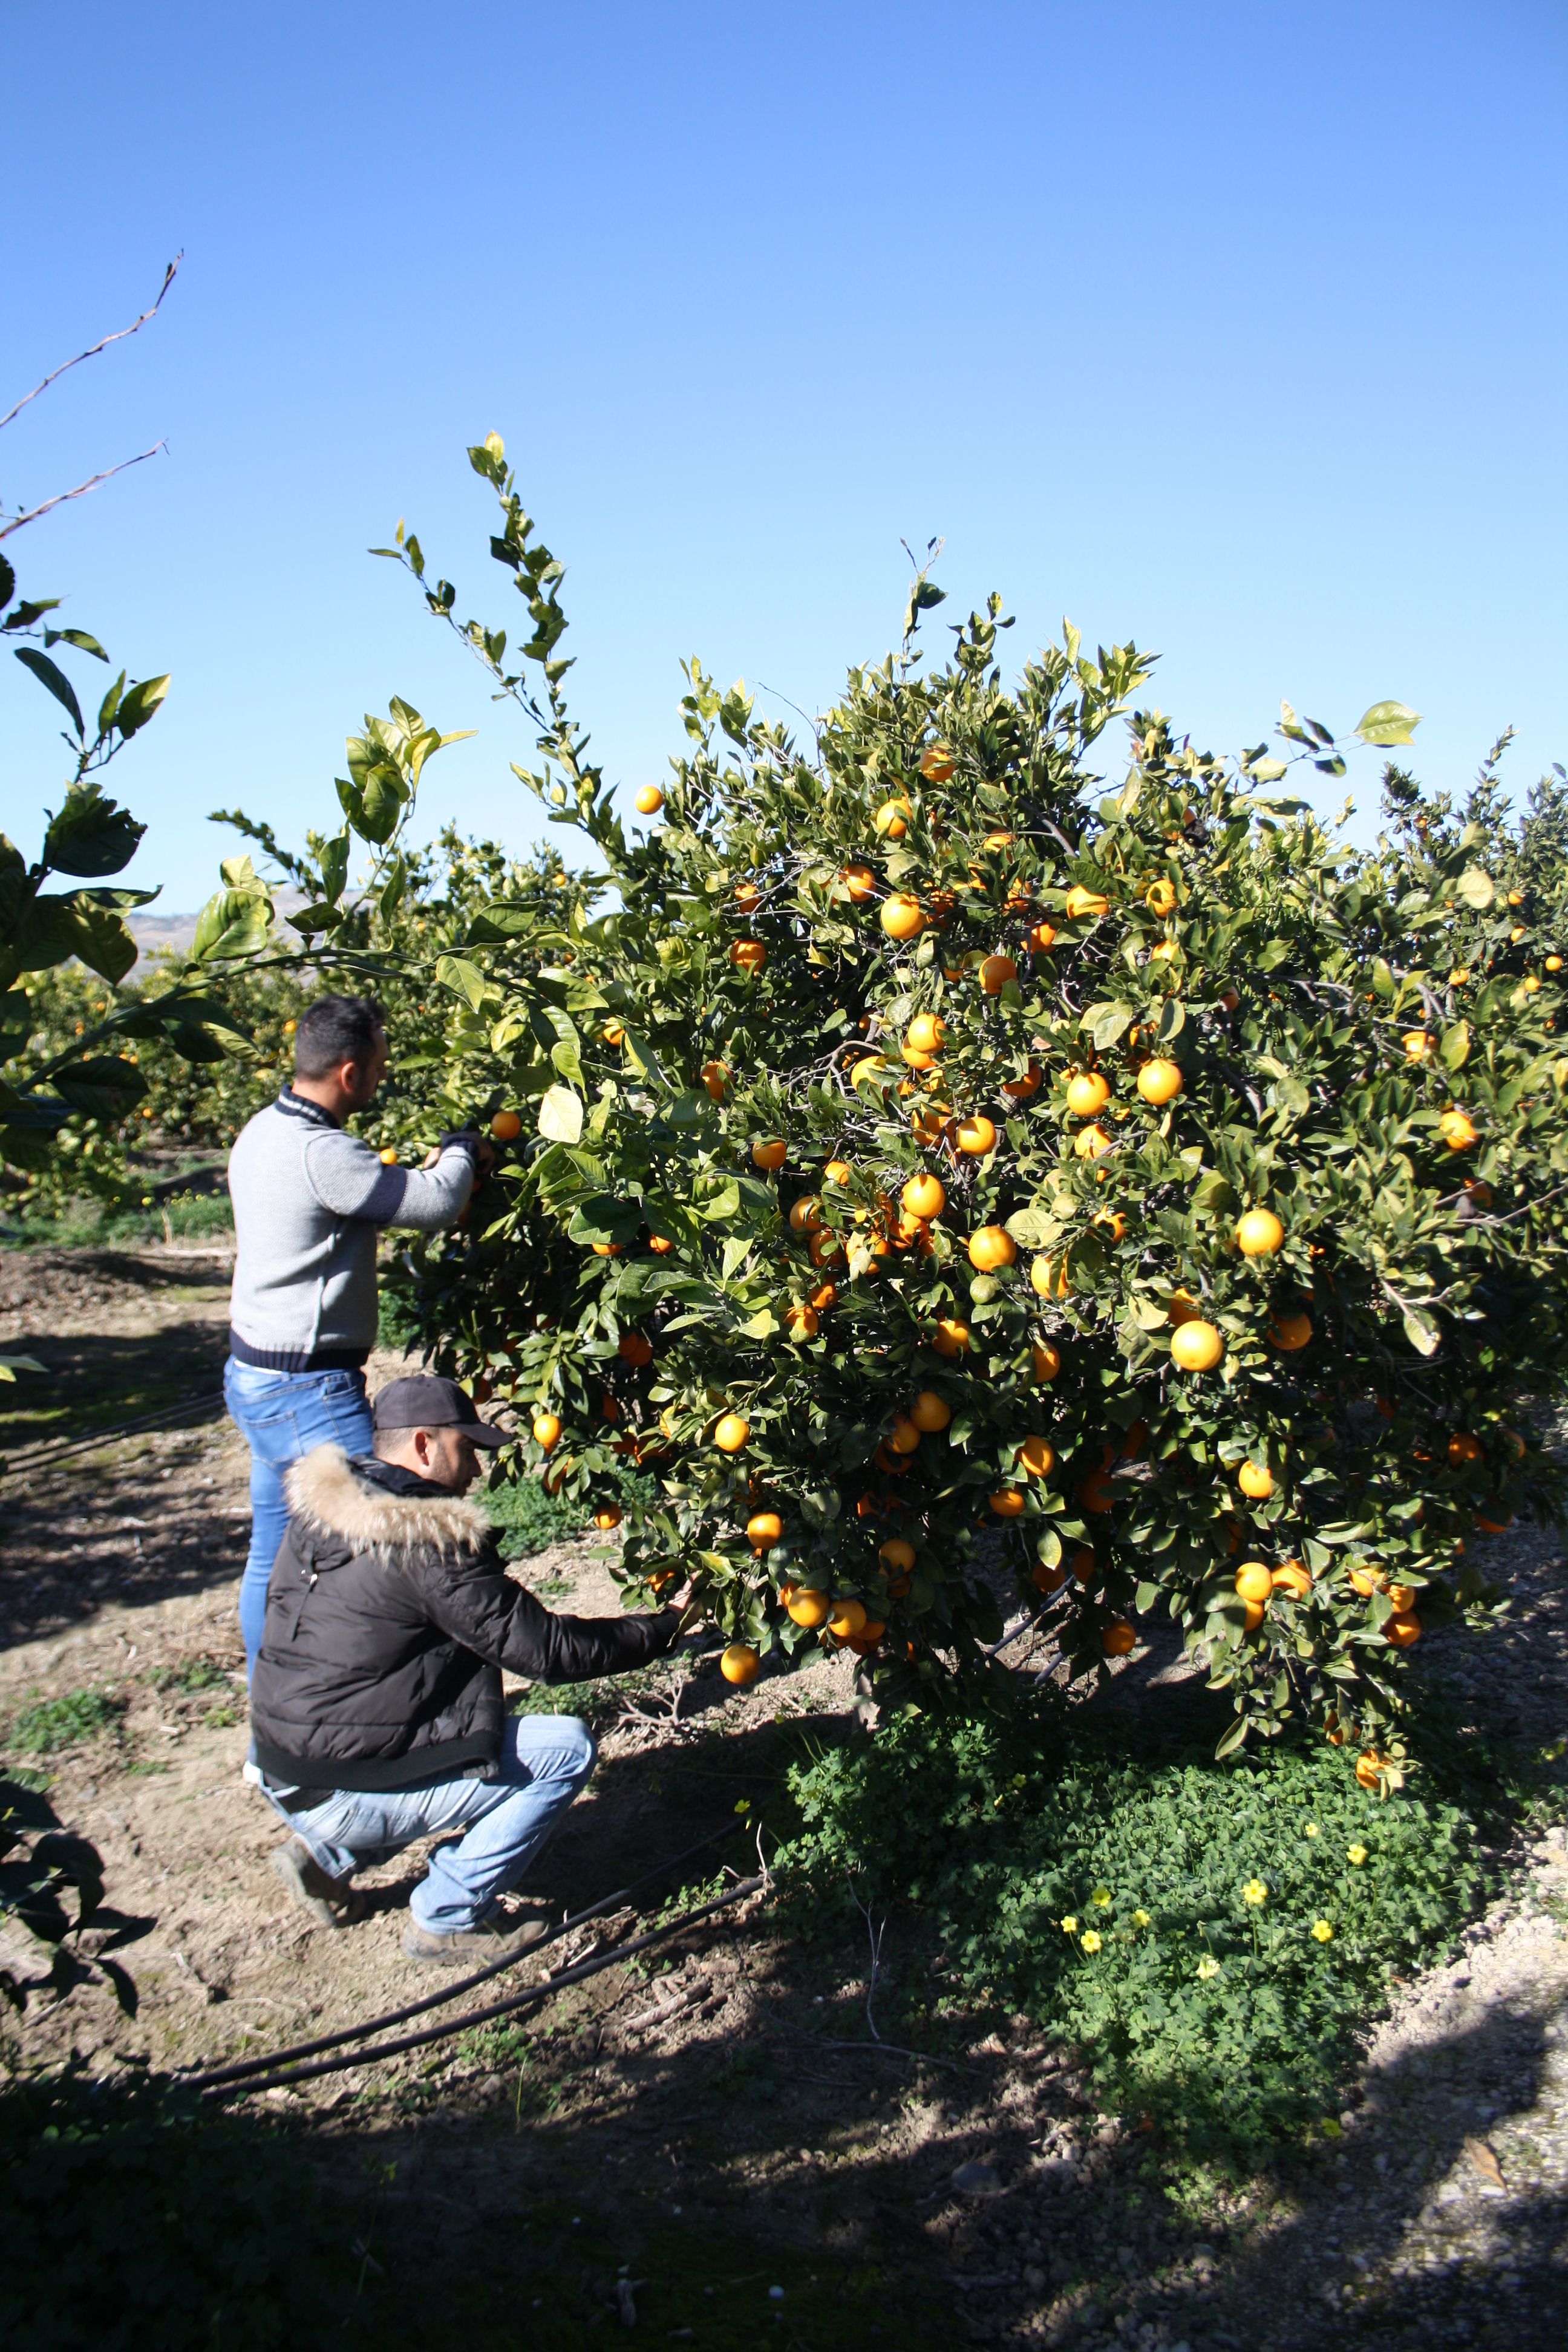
top-left (5, 1), bottom-right (1565, 914)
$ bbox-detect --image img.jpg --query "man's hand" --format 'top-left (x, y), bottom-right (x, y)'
top-left (420, 1132), bottom-right (497, 1178)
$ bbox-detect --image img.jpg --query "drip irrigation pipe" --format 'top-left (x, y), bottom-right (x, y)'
top-left (200, 1873), bottom-right (766, 2102)
top-left (187, 1818), bottom-right (744, 2090)
top-left (0, 1386), bottom-right (226, 1478)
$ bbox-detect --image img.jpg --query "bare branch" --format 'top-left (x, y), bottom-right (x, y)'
top-left (0, 255), bottom-right (181, 437)
top-left (0, 442), bottom-right (168, 543)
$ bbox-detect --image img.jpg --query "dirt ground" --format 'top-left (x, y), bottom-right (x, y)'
top-left (2, 1244), bottom-right (1566, 2350)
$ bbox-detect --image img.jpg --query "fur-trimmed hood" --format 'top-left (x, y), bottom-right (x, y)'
top-left (284, 1444), bottom-right (491, 1559)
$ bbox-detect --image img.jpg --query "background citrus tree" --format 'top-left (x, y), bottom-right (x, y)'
top-left (256, 433), bottom-right (1568, 1766)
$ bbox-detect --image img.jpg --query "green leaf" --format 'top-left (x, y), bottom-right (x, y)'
top-left (537, 1085), bottom-right (583, 1144)
top-left (1247, 757), bottom-right (1289, 782)
top-left (1214, 1717), bottom-right (1250, 1759)
top-left (1354, 701), bottom-right (1422, 748)
top-left (1401, 1305), bottom-right (1440, 1357)
top-left (1440, 1021), bottom-right (1471, 1070)
top-left (1084, 999), bottom-right (1137, 1051)
top-left (42, 786), bottom-right (145, 878)
top-left (435, 954), bottom-right (491, 1013)
top-left (1372, 958), bottom-right (1396, 998)
top-left (192, 887), bottom-right (273, 962)
top-left (1454, 866), bottom-right (1495, 911)
top-left (47, 627), bottom-right (108, 661)
top-left (1004, 1205), bottom-right (1064, 1250)
top-left (49, 1056), bottom-right (149, 1116)
top-left (113, 673), bottom-right (170, 739)
top-left (15, 647), bottom-right (83, 734)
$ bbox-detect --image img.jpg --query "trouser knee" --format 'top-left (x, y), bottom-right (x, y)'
top-left (557, 1714), bottom-right (597, 1786)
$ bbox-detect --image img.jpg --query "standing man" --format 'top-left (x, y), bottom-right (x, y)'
top-left (250, 1376), bottom-right (686, 1964)
top-left (225, 994), bottom-right (488, 1674)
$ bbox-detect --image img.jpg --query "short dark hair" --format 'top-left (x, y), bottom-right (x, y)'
top-left (293, 995), bottom-right (386, 1079)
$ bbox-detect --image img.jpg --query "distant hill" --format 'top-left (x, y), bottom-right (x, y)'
top-left (126, 891), bottom-right (310, 965)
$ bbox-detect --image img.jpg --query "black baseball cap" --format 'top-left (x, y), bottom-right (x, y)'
top-left (371, 1374), bottom-right (506, 1448)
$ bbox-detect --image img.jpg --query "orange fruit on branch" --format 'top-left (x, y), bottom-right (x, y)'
top-left (989, 1486), bottom-right (1026, 1517)
top-left (1065, 1070), bottom-right (1111, 1117)
top-left (747, 1511), bottom-right (783, 1550)
top-left (880, 893), bottom-right (924, 940)
top-left (1235, 1208), bottom-right (1284, 1256)
top-left (979, 954), bottom-right (1017, 994)
top-left (532, 1413), bottom-right (563, 1452)
top-left (713, 1413), bottom-right (750, 1453)
top-left (490, 1109), bottom-right (523, 1141)
top-left (1102, 1618), bottom-right (1135, 1656)
top-left (720, 1644), bottom-right (760, 1685)
top-left (634, 785), bottom-right (664, 815)
top-left (752, 1138), bottom-right (788, 1171)
top-left (968, 1225), bottom-right (1016, 1272)
top-left (901, 1171), bottom-right (945, 1220)
top-left (1136, 1057), bottom-right (1183, 1105)
top-left (1171, 1319), bottom-right (1224, 1372)
top-left (955, 1115), bottom-right (996, 1156)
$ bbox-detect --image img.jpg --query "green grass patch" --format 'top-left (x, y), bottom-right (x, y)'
top-left (148, 1657), bottom-right (228, 1696)
top-left (0, 2066), bottom-right (350, 2350)
top-left (772, 1696), bottom-right (1497, 2159)
top-left (0, 1185), bottom-right (234, 1252)
top-left (7, 1687), bottom-right (126, 1756)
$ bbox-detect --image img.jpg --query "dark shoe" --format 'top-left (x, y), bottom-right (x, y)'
top-left (271, 1835), bottom-right (366, 1929)
top-left (400, 1910), bottom-right (550, 1968)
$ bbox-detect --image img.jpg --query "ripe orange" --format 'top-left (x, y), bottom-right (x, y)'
top-left (932, 1318), bottom-right (971, 1356)
top-left (1078, 1471), bottom-right (1116, 1514)
top-left (889, 1415), bottom-right (923, 1455)
top-left (730, 938), bottom-right (766, 974)
top-left (1269, 1312), bottom-right (1313, 1351)
top-left (532, 1413), bottom-right (563, 1452)
top-left (1166, 1287), bottom-right (1200, 1325)
top-left (901, 1171), bottom-right (946, 1220)
top-left (1144, 879), bottom-right (1177, 915)
top-left (591, 1241), bottom-right (623, 1256)
top-left (828, 1598), bottom-right (868, 1639)
top-left (753, 1138), bottom-right (788, 1171)
top-left (1094, 1210), bottom-right (1128, 1243)
top-left (955, 1115), bottom-right (997, 1156)
top-left (1235, 1561), bottom-right (1273, 1603)
top-left (1475, 1502), bottom-right (1513, 1533)
top-left (1136, 1057), bottom-right (1183, 1105)
top-left (1102, 1619), bottom-right (1135, 1656)
top-left (1385, 1613), bottom-right (1422, 1647)
top-left (1072, 1546), bottom-right (1096, 1583)
top-left (618, 1331), bottom-right (653, 1367)
top-left (733, 881), bottom-right (763, 914)
top-left (1001, 1063), bottom-right (1042, 1099)
top-left (1171, 1319), bottom-right (1224, 1372)
top-left (1348, 1563), bottom-right (1385, 1596)
top-left (1031, 1255), bottom-right (1069, 1300)
top-left (543, 1459), bottom-right (572, 1495)
top-left (809, 1229), bottom-right (846, 1267)
top-left (1017, 1434), bottom-right (1055, 1478)
top-left (879, 1537), bottom-right (916, 1573)
top-left (1073, 1122), bottom-right (1112, 1160)
top-left (902, 1013), bottom-right (944, 1056)
top-left (1026, 920), bottom-right (1058, 955)
top-left (1402, 1029), bottom-right (1434, 1060)
top-left (1386, 1583), bottom-right (1417, 1612)
top-left (789, 1195), bottom-right (825, 1232)
top-left (490, 1109), bottom-right (523, 1141)
top-left (720, 1644), bottom-right (760, 1685)
top-left (1065, 884), bottom-right (1109, 919)
top-left (808, 1279), bottom-right (838, 1312)
top-left (839, 863), bottom-right (876, 902)
top-left (1439, 1109), bottom-right (1477, 1150)
top-left (648, 1233), bottom-right (675, 1254)
top-left (920, 742), bottom-right (955, 781)
top-left (989, 1486), bottom-right (1026, 1517)
top-left (823, 1157), bottom-right (853, 1186)
top-left (785, 1303), bottom-right (819, 1340)
top-left (1447, 1431), bottom-right (1482, 1465)
top-left (1242, 1598), bottom-right (1266, 1631)
top-left (634, 785), bottom-right (664, 815)
top-left (1237, 1460), bottom-right (1273, 1500)
top-left (713, 1413), bottom-right (750, 1453)
top-left (601, 1021), bottom-right (626, 1046)
top-left (788, 1589), bottom-right (832, 1628)
top-left (1033, 1560), bottom-right (1067, 1594)
top-left (875, 795), bottom-right (913, 839)
top-left (1272, 1561), bottom-right (1312, 1597)
top-left (968, 1225), bottom-right (1016, 1272)
top-left (1065, 1070), bottom-right (1111, 1117)
top-left (1354, 1749), bottom-right (1390, 1789)
top-left (748, 1510), bottom-right (783, 1550)
top-left (1031, 1341), bottom-right (1062, 1382)
top-left (593, 1505), bottom-right (623, 1530)
top-left (901, 1041), bottom-right (937, 1070)
top-left (700, 1059), bottom-right (729, 1099)
top-left (1235, 1207), bottom-right (1285, 1256)
top-left (881, 893), bottom-right (924, 940)
top-left (851, 1051), bottom-right (889, 1087)
top-left (979, 954), bottom-right (1018, 994)
top-left (379, 1147), bottom-right (399, 1165)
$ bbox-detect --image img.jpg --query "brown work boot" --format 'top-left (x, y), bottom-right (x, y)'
top-left (270, 1835), bottom-right (366, 1929)
top-left (400, 1908), bottom-right (550, 1968)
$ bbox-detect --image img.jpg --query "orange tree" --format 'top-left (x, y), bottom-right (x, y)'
top-left (344, 434), bottom-right (1568, 1760)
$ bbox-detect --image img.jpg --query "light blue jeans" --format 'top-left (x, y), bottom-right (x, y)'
top-left (223, 1357), bottom-right (374, 1674)
top-left (265, 1713), bottom-right (597, 1933)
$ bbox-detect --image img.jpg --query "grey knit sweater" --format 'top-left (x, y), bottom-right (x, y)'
top-left (227, 1089), bottom-right (477, 1370)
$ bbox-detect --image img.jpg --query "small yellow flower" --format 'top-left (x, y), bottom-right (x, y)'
top-left (1060, 1916), bottom-right (1078, 1936)
top-left (1197, 1955), bottom-right (1220, 1980)
top-left (1304, 1823), bottom-right (1319, 1838)
top-left (1132, 1908), bottom-right (1151, 1928)
top-left (1348, 1844), bottom-right (1368, 1866)
top-left (1312, 1921), bottom-right (1334, 1942)
top-left (1090, 1886), bottom-right (1112, 1907)
top-left (1080, 1929), bottom-right (1103, 1953)
top-left (1243, 1878), bottom-right (1268, 1906)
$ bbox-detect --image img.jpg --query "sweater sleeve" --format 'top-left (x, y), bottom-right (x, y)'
top-left (419, 1541), bottom-right (682, 1683)
top-left (302, 1130), bottom-right (475, 1230)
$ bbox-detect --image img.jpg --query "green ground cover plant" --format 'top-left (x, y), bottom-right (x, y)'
top-left (774, 1693), bottom-right (1494, 2155)
top-left (7, 1687), bottom-right (125, 1756)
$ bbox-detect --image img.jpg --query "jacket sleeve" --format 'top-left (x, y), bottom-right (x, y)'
top-left (417, 1538), bottom-right (682, 1683)
top-left (302, 1128), bottom-right (475, 1231)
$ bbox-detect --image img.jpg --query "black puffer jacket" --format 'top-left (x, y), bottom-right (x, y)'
top-left (249, 1446), bottom-right (679, 1792)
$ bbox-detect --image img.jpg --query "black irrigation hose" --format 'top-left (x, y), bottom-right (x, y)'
top-left (187, 1818), bottom-right (745, 2091)
top-left (0, 1385), bottom-right (227, 1478)
top-left (200, 1873), bottom-right (766, 2102)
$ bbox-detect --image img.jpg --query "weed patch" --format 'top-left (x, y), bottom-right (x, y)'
top-left (7, 1687), bottom-right (126, 1756)
top-left (773, 1699), bottom-right (1492, 2157)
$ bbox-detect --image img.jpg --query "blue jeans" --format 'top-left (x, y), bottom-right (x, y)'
top-left (264, 1714), bottom-right (597, 1933)
top-left (223, 1357), bottom-right (374, 1674)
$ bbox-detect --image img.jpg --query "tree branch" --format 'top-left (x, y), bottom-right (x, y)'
top-left (0, 443), bottom-right (168, 543)
top-left (0, 256), bottom-right (181, 437)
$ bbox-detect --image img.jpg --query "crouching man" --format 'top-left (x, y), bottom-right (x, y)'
top-left (248, 1374), bottom-right (684, 1966)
